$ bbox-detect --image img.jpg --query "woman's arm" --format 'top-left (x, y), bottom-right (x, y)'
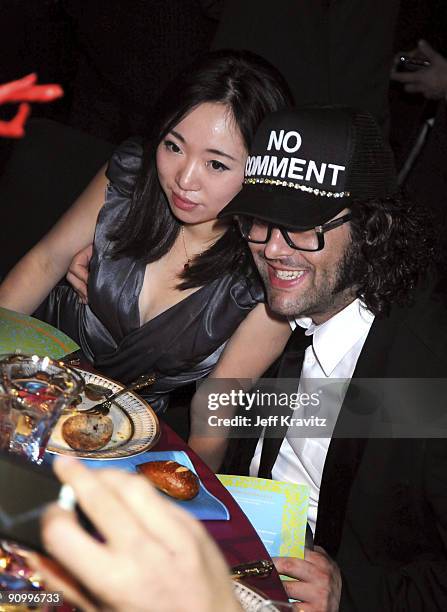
top-left (0, 167), bottom-right (108, 314)
top-left (189, 303), bottom-right (291, 471)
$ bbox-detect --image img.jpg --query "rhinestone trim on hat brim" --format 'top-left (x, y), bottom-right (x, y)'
top-left (243, 177), bottom-right (350, 199)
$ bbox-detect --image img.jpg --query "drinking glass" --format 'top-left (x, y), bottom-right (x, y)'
top-left (0, 354), bottom-right (84, 463)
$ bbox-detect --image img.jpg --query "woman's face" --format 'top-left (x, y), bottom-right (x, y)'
top-left (156, 102), bottom-right (247, 228)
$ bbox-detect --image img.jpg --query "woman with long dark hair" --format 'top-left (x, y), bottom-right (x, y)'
top-left (0, 50), bottom-right (293, 468)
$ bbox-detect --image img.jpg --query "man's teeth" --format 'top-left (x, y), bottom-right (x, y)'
top-left (275, 270), bottom-right (305, 280)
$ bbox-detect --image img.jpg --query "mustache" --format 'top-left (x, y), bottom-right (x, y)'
top-left (257, 253), bottom-right (312, 270)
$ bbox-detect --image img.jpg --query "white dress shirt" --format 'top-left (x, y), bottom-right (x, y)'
top-left (250, 298), bottom-right (374, 534)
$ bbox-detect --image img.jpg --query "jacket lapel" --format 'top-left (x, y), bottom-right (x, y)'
top-left (315, 310), bottom-right (398, 555)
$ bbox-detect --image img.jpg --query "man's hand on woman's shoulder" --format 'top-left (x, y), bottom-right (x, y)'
top-left (66, 244), bottom-right (93, 304)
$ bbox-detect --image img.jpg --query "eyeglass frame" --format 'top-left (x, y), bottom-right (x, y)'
top-left (237, 212), bottom-right (352, 252)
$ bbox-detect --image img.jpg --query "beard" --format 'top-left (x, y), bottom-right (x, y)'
top-left (258, 238), bottom-right (364, 320)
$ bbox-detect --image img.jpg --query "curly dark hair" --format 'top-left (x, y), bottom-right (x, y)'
top-left (341, 191), bottom-right (439, 317)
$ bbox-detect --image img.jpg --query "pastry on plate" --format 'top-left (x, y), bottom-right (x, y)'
top-left (62, 413), bottom-right (114, 451)
top-left (137, 460), bottom-right (199, 500)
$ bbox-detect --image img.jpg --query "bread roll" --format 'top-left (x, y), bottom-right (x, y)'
top-left (137, 460), bottom-right (199, 500)
top-left (62, 413), bottom-right (114, 451)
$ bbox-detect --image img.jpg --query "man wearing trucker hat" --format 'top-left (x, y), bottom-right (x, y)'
top-left (220, 107), bottom-right (447, 611)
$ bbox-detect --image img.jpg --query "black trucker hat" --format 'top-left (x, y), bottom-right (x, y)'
top-left (219, 107), bottom-right (397, 230)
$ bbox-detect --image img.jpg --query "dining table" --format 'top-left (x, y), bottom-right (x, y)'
top-left (50, 351), bottom-right (289, 604)
top-left (151, 418), bottom-right (288, 603)
top-left (0, 307), bottom-right (290, 607)
top-left (39, 404), bottom-right (289, 609)
top-left (37, 411), bottom-right (289, 610)
top-left (0, 398), bottom-right (289, 610)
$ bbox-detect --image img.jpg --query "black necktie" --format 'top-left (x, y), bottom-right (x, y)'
top-left (258, 329), bottom-right (313, 479)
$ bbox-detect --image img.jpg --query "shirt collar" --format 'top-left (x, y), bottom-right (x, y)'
top-left (294, 299), bottom-right (374, 376)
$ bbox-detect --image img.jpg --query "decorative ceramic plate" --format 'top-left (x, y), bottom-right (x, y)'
top-left (47, 369), bottom-right (159, 459)
top-left (233, 582), bottom-right (281, 611)
top-left (0, 307), bottom-right (79, 359)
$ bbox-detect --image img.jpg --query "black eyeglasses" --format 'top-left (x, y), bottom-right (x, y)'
top-left (237, 213), bottom-right (352, 252)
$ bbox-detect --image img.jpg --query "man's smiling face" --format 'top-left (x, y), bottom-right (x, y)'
top-left (249, 209), bottom-right (357, 324)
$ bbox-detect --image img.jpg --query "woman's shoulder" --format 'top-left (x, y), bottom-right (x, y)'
top-left (94, 138), bottom-right (145, 248)
top-left (227, 265), bottom-right (265, 309)
top-left (105, 137), bottom-right (144, 196)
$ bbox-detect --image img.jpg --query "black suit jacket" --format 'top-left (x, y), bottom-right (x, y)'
top-left (226, 285), bottom-right (447, 610)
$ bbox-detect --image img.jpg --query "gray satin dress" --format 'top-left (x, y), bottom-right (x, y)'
top-left (37, 140), bottom-right (264, 412)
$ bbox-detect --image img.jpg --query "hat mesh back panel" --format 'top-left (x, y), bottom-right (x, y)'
top-left (347, 112), bottom-right (396, 200)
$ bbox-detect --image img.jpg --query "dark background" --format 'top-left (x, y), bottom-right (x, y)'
top-left (0, 0), bottom-right (446, 276)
